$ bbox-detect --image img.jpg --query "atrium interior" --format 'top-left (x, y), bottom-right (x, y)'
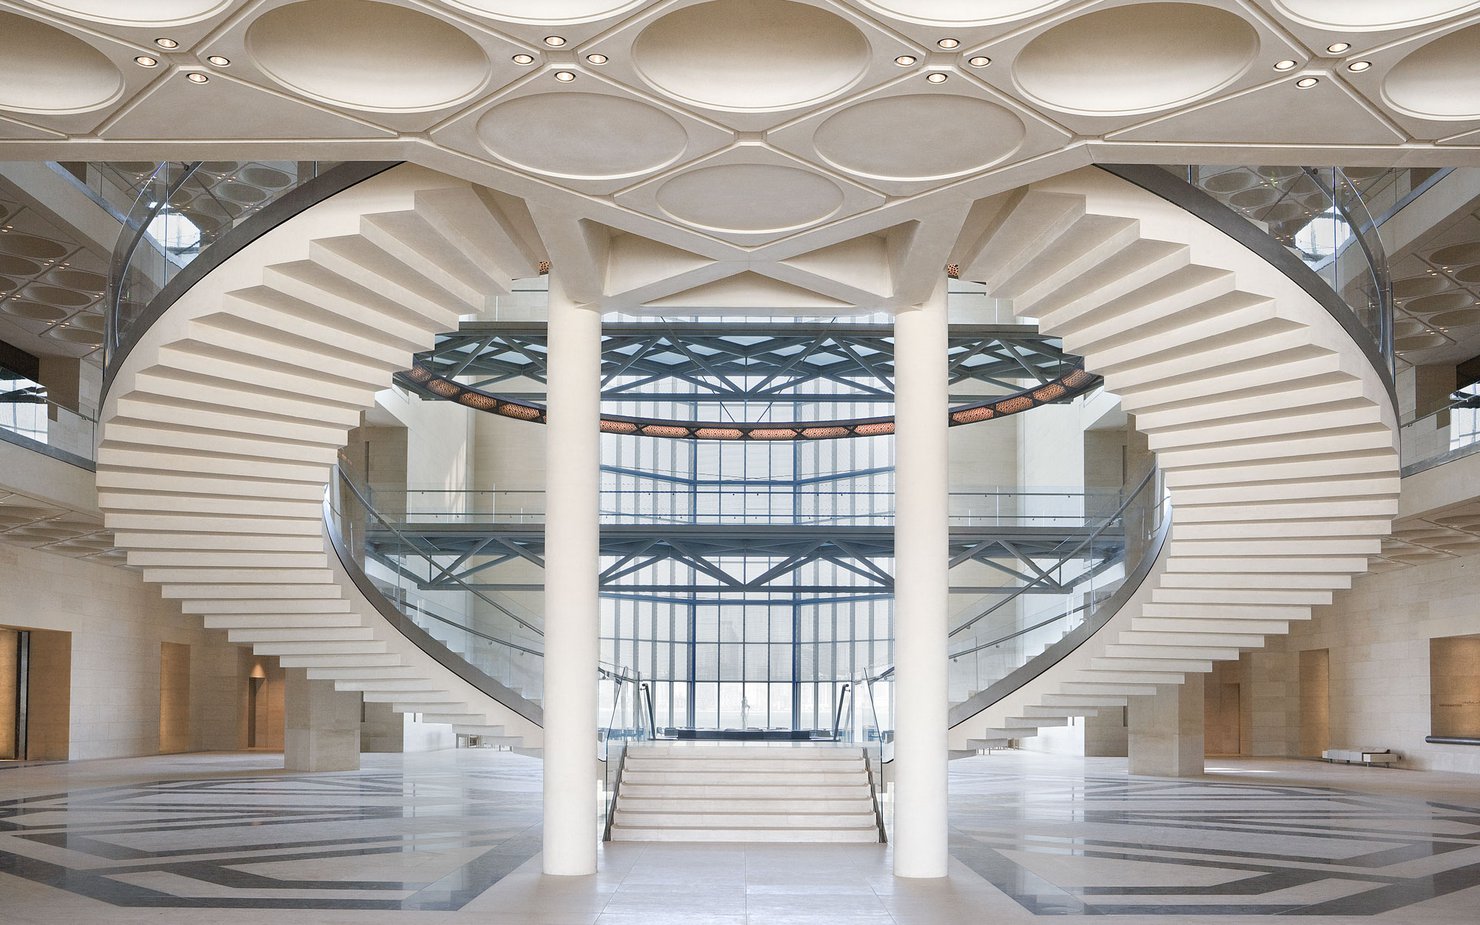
top-left (3, 1), bottom-right (1480, 922)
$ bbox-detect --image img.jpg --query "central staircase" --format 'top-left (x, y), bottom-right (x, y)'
top-left (609, 743), bottom-right (883, 842)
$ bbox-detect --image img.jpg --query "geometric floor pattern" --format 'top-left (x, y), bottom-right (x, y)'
top-left (0, 756), bottom-right (541, 911)
top-left (3, 749), bottom-right (1479, 921)
top-left (950, 758), bottom-right (1480, 917)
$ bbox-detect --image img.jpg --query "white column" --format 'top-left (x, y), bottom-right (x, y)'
top-left (283, 668), bottom-right (361, 772)
top-left (891, 278), bottom-right (950, 878)
top-left (1128, 680), bottom-right (1205, 777)
top-left (542, 278), bottom-right (602, 875)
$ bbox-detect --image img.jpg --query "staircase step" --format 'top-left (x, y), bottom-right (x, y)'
top-left (609, 826), bottom-right (879, 843)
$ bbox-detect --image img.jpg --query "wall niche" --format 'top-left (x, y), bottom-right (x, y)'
top-left (1430, 634), bottom-right (1480, 740)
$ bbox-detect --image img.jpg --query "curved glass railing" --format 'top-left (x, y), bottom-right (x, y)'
top-left (325, 462), bottom-right (545, 723)
top-left (1400, 389), bottom-right (1480, 476)
top-left (1101, 165), bottom-right (1395, 399)
top-left (946, 466), bottom-right (1167, 715)
top-left (0, 365), bottom-right (96, 469)
top-left (377, 484), bottom-right (1146, 528)
top-left (103, 160), bottom-right (398, 396)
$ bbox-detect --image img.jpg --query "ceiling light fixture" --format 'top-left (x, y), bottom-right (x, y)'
top-left (1326, 42), bottom-right (1351, 53)
top-left (1347, 60), bottom-right (1371, 72)
top-left (512, 53), bottom-right (535, 65)
top-left (894, 54), bottom-right (917, 66)
top-left (937, 37), bottom-right (960, 49)
top-left (186, 72), bottom-right (209, 84)
top-left (554, 70), bottom-right (576, 82)
top-left (154, 37), bottom-right (179, 49)
top-left (543, 35), bottom-right (567, 47)
top-left (586, 53), bottom-right (608, 65)
top-left (134, 55), bottom-right (159, 67)
top-left (968, 56), bottom-right (991, 67)
top-left (926, 72), bottom-right (949, 83)
top-left (1295, 76), bottom-right (1319, 88)
top-left (205, 54), bottom-right (230, 67)
top-left (1273, 59), bottom-right (1298, 71)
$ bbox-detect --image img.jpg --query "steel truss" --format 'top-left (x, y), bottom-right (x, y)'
top-left (396, 321), bottom-right (1101, 440)
top-left (411, 321), bottom-right (1079, 404)
top-left (364, 522), bottom-right (1125, 597)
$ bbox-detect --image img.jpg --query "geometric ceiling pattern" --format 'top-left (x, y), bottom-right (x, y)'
top-left (0, 488), bottom-right (126, 565)
top-left (4, 0), bottom-right (1480, 321)
top-left (1367, 496), bottom-right (1480, 572)
top-left (0, 173), bottom-right (111, 360)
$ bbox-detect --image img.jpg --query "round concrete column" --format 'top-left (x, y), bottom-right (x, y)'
top-left (541, 278), bottom-right (602, 875)
top-left (891, 278), bottom-right (950, 878)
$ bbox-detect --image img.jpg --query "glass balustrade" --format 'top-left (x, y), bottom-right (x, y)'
top-left (324, 463), bottom-right (546, 708)
top-left (1159, 165), bottom-right (1393, 370)
top-left (599, 665), bottom-right (654, 839)
top-left (364, 484), bottom-right (1134, 528)
top-left (834, 665), bottom-right (892, 840)
top-left (946, 466), bottom-right (1168, 711)
top-left (0, 366), bottom-right (96, 465)
top-left (105, 160), bottom-right (347, 371)
top-left (1400, 390), bottom-right (1480, 474)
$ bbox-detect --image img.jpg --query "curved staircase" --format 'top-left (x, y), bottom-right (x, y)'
top-left (94, 160), bottom-right (1397, 758)
top-left (97, 164), bottom-right (543, 748)
top-left (948, 167), bottom-right (1398, 749)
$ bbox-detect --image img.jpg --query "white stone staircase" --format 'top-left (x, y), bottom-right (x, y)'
top-left (97, 164), bottom-right (544, 749)
top-left (948, 167), bottom-right (1399, 750)
top-left (609, 743), bottom-right (882, 842)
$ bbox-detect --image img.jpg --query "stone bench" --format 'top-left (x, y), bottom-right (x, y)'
top-left (1322, 747), bottom-right (1398, 766)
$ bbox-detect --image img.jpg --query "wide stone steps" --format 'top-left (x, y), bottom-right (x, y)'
top-left (97, 165), bottom-right (544, 749)
top-left (609, 744), bottom-right (881, 843)
top-left (948, 166), bottom-right (1396, 750)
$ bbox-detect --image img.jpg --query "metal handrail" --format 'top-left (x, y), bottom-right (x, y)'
top-left (322, 486), bottom-right (544, 727)
top-left (335, 465), bottom-right (544, 636)
top-left (947, 494), bottom-right (1173, 728)
top-left (1097, 164), bottom-right (1396, 412)
top-left (948, 465), bottom-right (1157, 637)
top-left (102, 161), bottom-right (401, 404)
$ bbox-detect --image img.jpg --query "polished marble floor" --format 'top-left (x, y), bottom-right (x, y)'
top-left (2, 748), bottom-right (1479, 923)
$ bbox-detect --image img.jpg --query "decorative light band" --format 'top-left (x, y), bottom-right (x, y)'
top-left (395, 358), bottom-right (1101, 441)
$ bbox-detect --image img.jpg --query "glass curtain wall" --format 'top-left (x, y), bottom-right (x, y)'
top-left (599, 332), bottom-right (893, 734)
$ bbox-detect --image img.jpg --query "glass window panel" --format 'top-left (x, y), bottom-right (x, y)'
top-left (694, 683), bottom-right (718, 729)
top-left (771, 610), bottom-right (794, 642)
top-left (719, 643), bottom-right (742, 680)
top-left (719, 683), bottom-right (743, 728)
top-left (696, 643), bottom-right (718, 678)
top-left (769, 683), bottom-right (792, 728)
top-left (719, 608), bottom-right (743, 643)
top-left (745, 606), bottom-right (769, 640)
top-left (770, 644), bottom-right (792, 680)
top-left (744, 643), bottom-right (768, 681)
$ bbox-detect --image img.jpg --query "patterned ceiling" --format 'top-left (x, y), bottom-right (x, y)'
top-left (0, 0), bottom-right (1479, 317)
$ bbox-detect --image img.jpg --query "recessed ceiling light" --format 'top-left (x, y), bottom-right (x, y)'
top-left (937, 37), bottom-right (960, 49)
top-left (154, 37), bottom-right (179, 49)
top-left (512, 53), bottom-right (535, 65)
top-left (586, 53), bottom-right (608, 65)
top-left (926, 72), bottom-right (949, 83)
top-left (133, 55), bottom-right (159, 67)
top-left (1295, 76), bottom-right (1319, 88)
top-left (1273, 59), bottom-right (1298, 71)
top-left (894, 54), bottom-right (917, 66)
top-left (968, 56), bottom-right (991, 68)
top-left (1347, 60), bottom-right (1372, 72)
top-left (554, 70), bottom-right (576, 82)
top-left (205, 54), bottom-right (230, 67)
top-left (1326, 42), bottom-right (1351, 53)
top-left (186, 72), bottom-right (209, 84)
top-left (543, 35), bottom-right (567, 47)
